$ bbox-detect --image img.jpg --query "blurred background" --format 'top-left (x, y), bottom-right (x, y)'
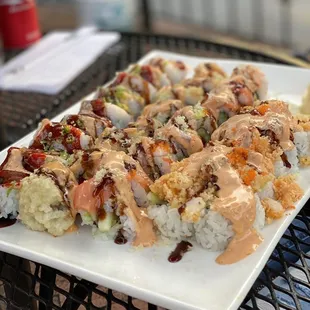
top-left (35, 0), bottom-right (310, 54)
top-left (1, 0), bottom-right (310, 63)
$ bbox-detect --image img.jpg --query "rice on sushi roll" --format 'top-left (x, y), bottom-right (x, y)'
top-left (97, 85), bottom-right (145, 118)
top-left (62, 114), bottom-right (112, 139)
top-left (128, 115), bottom-right (163, 137)
top-left (0, 147), bottom-right (50, 219)
top-left (137, 99), bottom-right (184, 126)
top-left (95, 127), bottom-right (144, 153)
top-left (211, 101), bottom-right (299, 177)
top-left (181, 76), bottom-right (224, 95)
top-left (200, 65), bottom-right (268, 125)
top-left (30, 119), bottom-right (93, 154)
top-left (129, 64), bottom-right (171, 89)
top-left (148, 57), bottom-right (188, 84)
top-left (193, 62), bottom-right (227, 80)
top-left (201, 77), bottom-right (257, 126)
top-left (231, 64), bottom-right (268, 100)
top-left (168, 103), bottom-right (217, 144)
top-left (148, 144), bottom-right (302, 263)
top-left (153, 84), bottom-right (205, 106)
top-left (154, 120), bottom-right (204, 160)
top-left (72, 149), bottom-right (156, 246)
top-left (148, 145), bottom-right (265, 264)
top-left (291, 114), bottom-right (310, 167)
top-left (80, 99), bottom-right (133, 129)
top-left (19, 160), bottom-right (78, 236)
top-left (110, 72), bottom-right (157, 105)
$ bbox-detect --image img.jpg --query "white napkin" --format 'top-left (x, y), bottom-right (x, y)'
top-left (0, 28), bottom-right (120, 94)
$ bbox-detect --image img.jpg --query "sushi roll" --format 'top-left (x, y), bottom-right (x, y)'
top-left (200, 88), bottom-right (240, 125)
top-left (168, 103), bottom-right (217, 144)
top-left (18, 160), bottom-right (78, 236)
top-left (211, 104), bottom-right (298, 176)
top-left (292, 114), bottom-right (310, 166)
top-left (201, 75), bottom-right (262, 126)
top-left (128, 116), bottom-right (163, 137)
top-left (239, 99), bottom-right (293, 118)
top-left (153, 84), bottom-right (204, 106)
top-left (148, 145), bottom-right (265, 264)
top-left (182, 76), bottom-right (223, 95)
top-left (0, 170), bottom-right (28, 219)
top-left (80, 99), bottom-right (133, 129)
top-left (96, 85), bottom-right (145, 118)
top-left (137, 99), bottom-right (184, 125)
top-left (193, 62), bottom-right (227, 80)
top-left (110, 72), bottom-right (157, 105)
top-left (148, 144), bottom-right (302, 263)
top-left (148, 57), bottom-right (188, 84)
top-left (200, 66), bottom-right (267, 125)
top-left (72, 149), bottom-right (156, 246)
top-left (95, 127), bottom-right (143, 153)
top-left (129, 64), bottom-right (171, 89)
top-left (154, 119), bottom-right (204, 161)
top-left (29, 119), bottom-right (93, 154)
top-left (152, 85), bottom-right (177, 102)
top-left (0, 147), bottom-right (30, 219)
top-left (61, 114), bottom-right (113, 139)
top-left (0, 147), bottom-right (64, 219)
top-left (231, 64), bottom-right (268, 100)
top-left (128, 137), bottom-right (161, 180)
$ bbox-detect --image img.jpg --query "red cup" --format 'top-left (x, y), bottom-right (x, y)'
top-left (0, 0), bottom-right (41, 49)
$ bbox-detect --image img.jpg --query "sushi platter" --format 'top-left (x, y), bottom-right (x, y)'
top-left (1, 50), bottom-right (310, 310)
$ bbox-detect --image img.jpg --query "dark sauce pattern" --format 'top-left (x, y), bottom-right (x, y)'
top-left (281, 152), bottom-right (292, 168)
top-left (0, 218), bottom-right (16, 228)
top-left (114, 229), bottom-right (127, 245)
top-left (168, 241), bottom-right (193, 263)
top-left (93, 174), bottom-right (114, 197)
top-left (0, 170), bottom-right (29, 185)
top-left (178, 205), bottom-right (185, 215)
top-left (36, 168), bottom-right (71, 207)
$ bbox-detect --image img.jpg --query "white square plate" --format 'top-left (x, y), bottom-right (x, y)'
top-left (1, 50), bottom-right (310, 310)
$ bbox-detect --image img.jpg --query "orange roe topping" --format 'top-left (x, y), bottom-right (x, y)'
top-left (227, 147), bottom-right (249, 166)
top-left (257, 104), bottom-right (270, 115)
top-left (240, 169), bottom-right (257, 186)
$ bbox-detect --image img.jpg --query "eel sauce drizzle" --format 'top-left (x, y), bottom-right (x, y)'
top-left (168, 240), bottom-right (193, 263)
top-left (0, 218), bottom-right (16, 228)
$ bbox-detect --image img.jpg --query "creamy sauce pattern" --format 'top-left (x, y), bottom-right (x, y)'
top-left (72, 149), bottom-right (156, 247)
top-left (211, 155), bottom-right (261, 264)
top-left (156, 124), bottom-right (203, 156)
top-left (37, 161), bottom-right (77, 216)
top-left (211, 111), bottom-right (294, 151)
top-left (152, 145), bottom-right (262, 264)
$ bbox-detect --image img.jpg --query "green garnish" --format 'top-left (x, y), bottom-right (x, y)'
top-left (6, 187), bottom-right (13, 197)
top-left (98, 212), bottom-right (117, 232)
top-left (81, 212), bottom-right (94, 225)
top-left (115, 86), bottom-right (128, 101)
top-left (60, 151), bottom-right (69, 160)
top-left (197, 128), bottom-right (211, 143)
top-left (194, 106), bottom-right (205, 120)
top-left (76, 119), bottom-right (84, 129)
top-left (130, 65), bottom-right (141, 75)
top-left (218, 111), bottom-right (229, 125)
top-left (62, 125), bottom-right (71, 135)
top-left (147, 192), bottom-right (163, 205)
top-left (254, 91), bottom-right (259, 100)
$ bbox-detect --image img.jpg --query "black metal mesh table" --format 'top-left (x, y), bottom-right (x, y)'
top-left (1, 32), bottom-right (310, 310)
